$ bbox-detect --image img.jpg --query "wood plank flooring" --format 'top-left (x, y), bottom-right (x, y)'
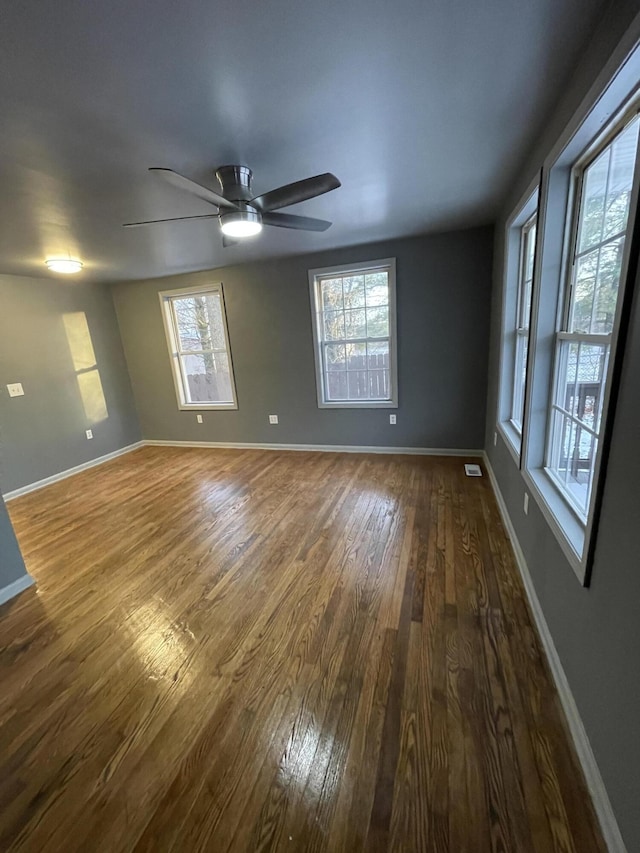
top-left (0, 446), bottom-right (604, 852)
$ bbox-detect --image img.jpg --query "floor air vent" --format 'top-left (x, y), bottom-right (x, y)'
top-left (464, 463), bottom-right (483, 477)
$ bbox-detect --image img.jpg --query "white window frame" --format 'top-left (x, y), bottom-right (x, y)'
top-left (497, 184), bottom-right (538, 461)
top-left (519, 57), bottom-right (640, 583)
top-left (159, 283), bottom-right (238, 411)
top-left (308, 258), bottom-right (398, 409)
top-left (511, 213), bottom-right (537, 433)
top-left (543, 105), bottom-right (640, 525)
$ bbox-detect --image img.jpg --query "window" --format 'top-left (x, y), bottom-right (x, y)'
top-left (309, 259), bottom-right (397, 408)
top-left (545, 112), bottom-right (640, 519)
top-left (511, 213), bottom-right (537, 432)
top-left (160, 284), bottom-right (237, 410)
top-left (497, 187), bottom-right (538, 457)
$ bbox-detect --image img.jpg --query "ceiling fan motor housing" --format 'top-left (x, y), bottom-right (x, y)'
top-left (215, 165), bottom-right (255, 203)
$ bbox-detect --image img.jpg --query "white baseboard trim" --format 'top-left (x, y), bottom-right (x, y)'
top-left (482, 452), bottom-right (626, 853)
top-left (0, 573), bottom-right (36, 607)
top-left (2, 442), bottom-right (145, 502)
top-left (143, 439), bottom-right (483, 457)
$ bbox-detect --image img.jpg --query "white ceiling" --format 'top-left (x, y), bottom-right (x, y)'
top-left (0, 0), bottom-right (606, 282)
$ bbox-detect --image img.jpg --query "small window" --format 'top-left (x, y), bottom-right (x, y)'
top-left (545, 112), bottom-right (640, 518)
top-left (309, 259), bottom-right (397, 408)
top-left (511, 213), bottom-right (537, 432)
top-left (160, 284), bottom-right (238, 410)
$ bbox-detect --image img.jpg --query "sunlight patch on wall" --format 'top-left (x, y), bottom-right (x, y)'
top-left (63, 312), bottom-right (108, 424)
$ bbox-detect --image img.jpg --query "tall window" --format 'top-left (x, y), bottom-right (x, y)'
top-left (160, 284), bottom-right (237, 409)
top-left (309, 259), bottom-right (397, 408)
top-left (545, 113), bottom-right (640, 517)
top-left (511, 213), bottom-right (537, 432)
top-left (498, 188), bottom-right (538, 457)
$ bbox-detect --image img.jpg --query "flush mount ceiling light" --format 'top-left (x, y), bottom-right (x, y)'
top-left (45, 258), bottom-right (83, 274)
top-left (219, 205), bottom-right (262, 238)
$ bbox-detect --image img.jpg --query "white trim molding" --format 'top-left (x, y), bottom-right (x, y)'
top-left (2, 442), bottom-right (144, 501)
top-left (483, 452), bottom-right (627, 853)
top-left (144, 439), bottom-right (483, 457)
top-left (0, 573), bottom-right (36, 608)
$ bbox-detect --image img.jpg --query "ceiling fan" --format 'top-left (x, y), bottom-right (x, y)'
top-left (123, 165), bottom-right (341, 246)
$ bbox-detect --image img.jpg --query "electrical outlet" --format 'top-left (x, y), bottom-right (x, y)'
top-left (389, 414), bottom-right (396, 424)
top-left (494, 431), bottom-right (497, 446)
top-left (7, 383), bottom-right (24, 397)
top-left (86, 429), bottom-right (93, 440)
top-left (523, 492), bottom-right (529, 515)
top-left (196, 415), bottom-right (203, 424)
top-left (269, 414), bottom-right (278, 425)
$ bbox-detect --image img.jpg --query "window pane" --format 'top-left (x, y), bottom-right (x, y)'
top-left (369, 368), bottom-right (390, 399)
top-left (574, 343), bottom-right (608, 431)
top-left (324, 343), bottom-right (346, 371)
top-left (173, 293), bottom-right (226, 351)
top-left (578, 148), bottom-right (609, 253)
top-left (322, 310), bottom-right (345, 341)
top-left (181, 352), bottom-right (233, 404)
top-left (342, 275), bottom-right (365, 309)
top-left (321, 277), bottom-right (343, 311)
top-left (511, 334), bottom-right (528, 429)
top-left (365, 272), bottom-right (389, 306)
top-left (367, 340), bottom-right (389, 366)
top-left (593, 240), bottom-right (623, 333)
top-left (520, 221), bottom-right (536, 329)
top-left (173, 293), bottom-right (225, 352)
top-left (343, 309), bottom-right (367, 339)
top-left (549, 409), bottom-right (596, 516)
top-left (571, 240), bottom-right (624, 334)
top-left (347, 371), bottom-right (368, 399)
top-left (571, 250), bottom-right (598, 333)
top-left (366, 306), bottom-right (390, 338)
top-left (326, 371), bottom-right (348, 400)
top-left (346, 341), bottom-right (367, 366)
top-left (557, 341), bottom-right (607, 431)
top-left (603, 118), bottom-right (640, 239)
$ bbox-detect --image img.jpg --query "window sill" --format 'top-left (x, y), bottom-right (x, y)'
top-left (318, 400), bottom-right (398, 409)
top-left (179, 403), bottom-right (238, 411)
top-left (522, 467), bottom-right (587, 583)
top-left (497, 420), bottom-right (522, 466)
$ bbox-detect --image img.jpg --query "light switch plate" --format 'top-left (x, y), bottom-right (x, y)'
top-left (389, 414), bottom-right (396, 424)
top-left (524, 492), bottom-right (529, 515)
top-left (7, 383), bottom-right (24, 397)
top-left (86, 429), bottom-right (93, 440)
top-left (269, 414), bottom-right (278, 424)
top-left (196, 415), bottom-right (203, 423)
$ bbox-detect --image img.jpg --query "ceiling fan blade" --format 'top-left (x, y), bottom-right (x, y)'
top-left (262, 211), bottom-right (332, 231)
top-left (149, 168), bottom-right (238, 210)
top-left (123, 213), bottom-right (220, 228)
top-left (251, 173), bottom-right (340, 212)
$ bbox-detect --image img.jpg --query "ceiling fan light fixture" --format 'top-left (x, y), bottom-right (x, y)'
top-left (219, 207), bottom-right (262, 238)
top-left (45, 258), bottom-right (83, 274)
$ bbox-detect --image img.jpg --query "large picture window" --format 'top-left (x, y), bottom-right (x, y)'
top-left (309, 259), bottom-right (398, 408)
top-left (160, 284), bottom-right (237, 410)
top-left (545, 112), bottom-right (640, 517)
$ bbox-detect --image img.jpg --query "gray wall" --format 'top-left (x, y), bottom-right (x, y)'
top-left (0, 274), bottom-right (141, 493)
top-left (0, 494), bottom-right (27, 589)
top-left (112, 229), bottom-right (493, 450)
top-left (485, 2), bottom-right (640, 849)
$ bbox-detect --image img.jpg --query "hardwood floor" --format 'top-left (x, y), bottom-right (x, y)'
top-left (0, 446), bottom-right (604, 852)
